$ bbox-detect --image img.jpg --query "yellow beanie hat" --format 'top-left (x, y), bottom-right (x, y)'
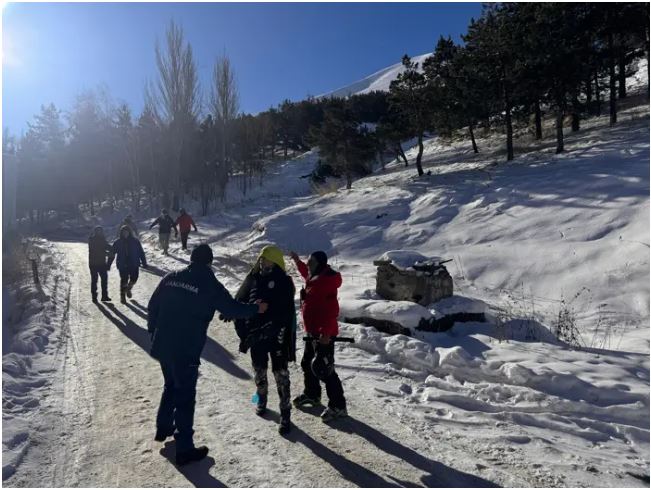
top-left (258, 245), bottom-right (285, 271)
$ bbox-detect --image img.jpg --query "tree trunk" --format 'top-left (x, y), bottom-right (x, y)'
top-left (89, 199), bottom-right (95, 216)
top-left (571, 95), bottom-right (580, 132)
top-left (585, 79), bottom-right (592, 112)
top-left (345, 172), bottom-right (352, 190)
top-left (505, 104), bottom-right (514, 161)
top-left (534, 100), bottom-right (543, 140)
top-left (397, 144), bottom-right (409, 166)
top-left (594, 74), bottom-right (602, 116)
top-left (555, 110), bottom-right (565, 154)
top-left (608, 31), bottom-right (617, 126)
top-left (469, 120), bottom-right (479, 153)
top-left (618, 54), bottom-right (627, 99)
top-left (415, 133), bottom-right (425, 176)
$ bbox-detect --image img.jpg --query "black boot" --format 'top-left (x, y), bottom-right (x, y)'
top-left (176, 446), bottom-right (209, 466)
top-left (120, 289), bottom-right (126, 304)
top-left (154, 427), bottom-right (175, 442)
top-left (92, 293), bottom-right (98, 303)
top-left (278, 409), bottom-right (291, 435)
top-left (101, 293), bottom-right (112, 302)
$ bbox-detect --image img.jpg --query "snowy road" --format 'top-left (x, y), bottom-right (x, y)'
top-left (5, 241), bottom-right (505, 488)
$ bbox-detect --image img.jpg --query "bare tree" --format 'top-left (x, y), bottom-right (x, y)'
top-left (210, 54), bottom-right (239, 201)
top-left (146, 20), bottom-right (200, 209)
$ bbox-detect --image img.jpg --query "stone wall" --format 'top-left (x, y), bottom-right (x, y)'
top-left (374, 261), bottom-right (453, 306)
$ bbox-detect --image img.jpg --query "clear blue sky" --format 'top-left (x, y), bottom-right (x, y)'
top-left (2, 2), bottom-right (482, 134)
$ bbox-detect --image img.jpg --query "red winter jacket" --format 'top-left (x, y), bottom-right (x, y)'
top-left (176, 214), bottom-right (197, 233)
top-left (295, 259), bottom-right (342, 337)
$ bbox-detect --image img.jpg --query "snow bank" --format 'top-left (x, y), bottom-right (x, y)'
top-left (339, 298), bottom-right (433, 328)
top-left (376, 250), bottom-right (444, 270)
top-left (2, 240), bottom-right (69, 481)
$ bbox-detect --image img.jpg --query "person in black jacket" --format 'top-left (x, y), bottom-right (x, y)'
top-left (148, 244), bottom-right (268, 466)
top-left (88, 226), bottom-right (114, 303)
top-left (149, 209), bottom-right (178, 255)
top-left (109, 225), bottom-right (148, 304)
top-left (233, 245), bottom-right (296, 435)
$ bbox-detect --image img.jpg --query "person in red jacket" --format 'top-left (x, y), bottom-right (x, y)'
top-left (289, 250), bottom-right (347, 422)
top-left (175, 208), bottom-right (198, 251)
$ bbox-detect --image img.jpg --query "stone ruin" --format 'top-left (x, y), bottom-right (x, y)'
top-left (373, 252), bottom-right (453, 306)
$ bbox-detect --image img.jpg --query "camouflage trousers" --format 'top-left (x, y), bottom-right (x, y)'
top-left (250, 345), bottom-right (291, 412)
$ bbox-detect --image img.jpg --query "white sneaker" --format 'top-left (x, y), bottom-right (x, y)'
top-left (320, 406), bottom-right (348, 423)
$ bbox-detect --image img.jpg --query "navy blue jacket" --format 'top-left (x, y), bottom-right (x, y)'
top-left (110, 236), bottom-right (147, 271)
top-left (147, 264), bottom-right (258, 363)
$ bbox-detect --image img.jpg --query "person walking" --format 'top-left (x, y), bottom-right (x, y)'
top-left (117, 214), bottom-right (139, 240)
top-left (148, 244), bottom-right (268, 465)
top-left (289, 250), bottom-right (347, 422)
top-left (88, 226), bottom-right (114, 303)
top-left (149, 209), bottom-right (178, 255)
top-left (175, 208), bottom-right (198, 251)
top-left (109, 225), bottom-right (148, 304)
top-left (233, 245), bottom-right (296, 435)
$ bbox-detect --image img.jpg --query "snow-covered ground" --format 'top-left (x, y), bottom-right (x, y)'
top-left (4, 87), bottom-right (649, 486)
top-left (2, 239), bottom-right (71, 480)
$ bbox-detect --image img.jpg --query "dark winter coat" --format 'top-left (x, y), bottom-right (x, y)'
top-left (295, 259), bottom-right (342, 337)
top-left (150, 215), bottom-right (177, 234)
top-left (88, 233), bottom-right (114, 269)
top-left (233, 265), bottom-right (296, 361)
top-left (148, 264), bottom-right (258, 363)
top-left (110, 236), bottom-right (147, 271)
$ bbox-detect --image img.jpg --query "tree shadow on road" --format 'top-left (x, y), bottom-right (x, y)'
top-left (96, 302), bottom-right (251, 381)
top-left (141, 265), bottom-right (167, 278)
top-left (159, 441), bottom-right (226, 488)
top-left (283, 424), bottom-right (397, 487)
top-left (331, 416), bottom-right (500, 488)
top-left (97, 302), bottom-right (151, 353)
top-left (125, 302), bottom-right (148, 320)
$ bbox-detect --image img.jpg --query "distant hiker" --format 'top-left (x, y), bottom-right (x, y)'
top-left (175, 208), bottom-right (198, 251)
top-left (233, 245), bottom-right (296, 435)
top-left (149, 209), bottom-right (178, 255)
top-left (117, 214), bottom-right (139, 240)
top-left (109, 225), bottom-right (148, 304)
top-left (147, 244), bottom-right (269, 466)
top-left (88, 226), bottom-right (114, 303)
top-left (289, 250), bottom-right (347, 422)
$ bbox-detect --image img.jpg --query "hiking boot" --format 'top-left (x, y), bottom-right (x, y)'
top-left (176, 446), bottom-right (209, 466)
top-left (293, 394), bottom-right (321, 408)
top-left (255, 395), bottom-right (267, 416)
top-left (120, 291), bottom-right (127, 304)
top-left (101, 295), bottom-right (112, 302)
top-left (320, 406), bottom-right (348, 423)
top-left (278, 409), bottom-right (291, 435)
top-left (154, 427), bottom-right (175, 442)
top-left (126, 284), bottom-right (133, 298)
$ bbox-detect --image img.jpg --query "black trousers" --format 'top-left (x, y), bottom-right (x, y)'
top-left (118, 267), bottom-right (139, 292)
top-left (89, 265), bottom-right (108, 298)
top-left (156, 360), bottom-right (199, 453)
top-left (180, 231), bottom-right (190, 250)
top-left (300, 340), bottom-right (346, 410)
top-left (250, 344), bottom-right (291, 412)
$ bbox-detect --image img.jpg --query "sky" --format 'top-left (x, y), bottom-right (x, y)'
top-left (2, 2), bottom-right (482, 134)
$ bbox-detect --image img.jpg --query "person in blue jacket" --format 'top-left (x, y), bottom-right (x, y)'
top-left (109, 225), bottom-right (148, 304)
top-left (147, 243), bottom-right (268, 466)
